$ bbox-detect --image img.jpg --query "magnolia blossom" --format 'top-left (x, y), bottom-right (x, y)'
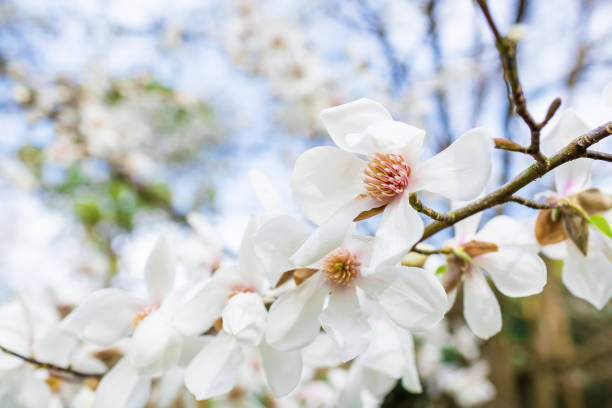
top-left (443, 214), bottom-right (546, 339)
top-left (534, 109), bottom-right (612, 309)
top-left (265, 223), bottom-right (448, 362)
top-left (291, 98), bottom-right (492, 267)
top-left (61, 237), bottom-right (188, 406)
top-left (172, 216), bottom-right (303, 399)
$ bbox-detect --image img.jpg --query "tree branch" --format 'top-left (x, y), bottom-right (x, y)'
top-left (418, 120), bottom-right (612, 242)
top-left (509, 196), bottom-right (560, 210)
top-left (585, 150), bottom-right (612, 162)
top-left (0, 344), bottom-right (104, 381)
top-left (409, 193), bottom-right (454, 223)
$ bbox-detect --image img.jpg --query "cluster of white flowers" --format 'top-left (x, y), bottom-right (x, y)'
top-left (0, 96), bottom-right (611, 407)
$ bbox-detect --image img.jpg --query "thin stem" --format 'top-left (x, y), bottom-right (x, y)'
top-left (412, 246), bottom-right (452, 255)
top-left (0, 344), bottom-right (104, 381)
top-left (509, 196), bottom-right (559, 210)
top-left (409, 193), bottom-right (454, 223)
top-left (585, 150), bottom-right (612, 162)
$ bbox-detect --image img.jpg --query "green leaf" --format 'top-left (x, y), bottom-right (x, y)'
top-left (453, 248), bottom-right (472, 263)
top-left (589, 214), bottom-right (612, 238)
top-left (435, 265), bottom-right (447, 275)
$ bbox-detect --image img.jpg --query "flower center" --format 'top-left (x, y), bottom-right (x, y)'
top-left (228, 287), bottom-right (255, 300)
top-left (132, 305), bottom-right (159, 329)
top-left (363, 153), bottom-right (411, 203)
top-left (321, 248), bottom-right (360, 285)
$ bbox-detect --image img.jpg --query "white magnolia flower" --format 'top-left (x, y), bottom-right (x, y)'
top-left (445, 214), bottom-right (546, 339)
top-left (537, 109), bottom-right (612, 309)
top-left (265, 228), bottom-right (447, 361)
top-left (173, 217), bottom-right (303, 400)
top-left (291, 98), bottom-right (492, 267)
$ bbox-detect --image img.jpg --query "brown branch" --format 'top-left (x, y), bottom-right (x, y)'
top-left (509, 196), bottom-right (560, 210)
top-left (0, 344), bottom-right (103, 381)
top-left (418, 120), bottom-right (612, 243)
top-left (412, 246), bottom-right (452, 255)
top-left (585, 150), bottom-right (612, 162)
top-left (476, 0), bottom-right (558, 164)
top-left (408, 193), bottom-right (454, 223)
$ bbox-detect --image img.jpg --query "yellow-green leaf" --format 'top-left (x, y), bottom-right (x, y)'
top-left (589, 214), bottom-right (612, 238)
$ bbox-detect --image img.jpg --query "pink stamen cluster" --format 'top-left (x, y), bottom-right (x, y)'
top-left (321, 248), bottom-right (360, 285)
top-left (132, 304), bottom-right (159, 329)
top-left (363, 153), bottom-right (411, 202)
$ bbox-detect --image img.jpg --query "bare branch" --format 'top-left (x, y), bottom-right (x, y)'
top-left (509, 196), bottom-right (560, 210)
top-left (585, 150), bottom-right (612, 162)
top-left (0, 344), bottom-right (104, 382)
top-left (409, 193), bottom-right (454, 223)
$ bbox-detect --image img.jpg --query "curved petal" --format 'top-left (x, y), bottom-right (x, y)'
top-left (248, 169), bottom-right (284, 215)
top-left (128, 312), bottom-right (183, 377)
top-left (412, 127), bottom-right (493, 201)
top-left (60, 289), bottom-right (145, 346)
top-left (350, 119), bottom-right (425, 160)
top-left (463, 270), bottom-right (502, 339)
top-left (94, 358), bottom-right (151, 408)
top-left (562, 241), bottom-right (612, 309)
top-left (370, 193), bottom-right (424, 268)
top-left (475, 215), bottom-right (537, 248)
top-left (291, 146), bottom-right (367, 225)
top-left (265, 274), bottom-right (329, 351)
top-left (474, 249), bottom-right (546, 297)
top-left (359, 319), bottom-right (404, 378)
top-left (358, 266), bottom-right (447, 331)
top-left (301, 333), bottom-right (342, 367)
top-left (237, 215), bottom-right (265, 291)
top-left (33, 327), bottom-right (78, 368)
top-left (320, 286), bottom-right (370, 362)
top-left (399, 330), bottom-right (422, 393)
top-left (0, 328), bottom-right (28, 370)
top-left (542, 109), bottom-right (592, 195)
top-left (291, 197), bottom-right (378, 267)
top-left (320, 98), bottom-right (392, 153)
top-left (259, 340), bottom-right (303, 396)
top-left (222, 293), bottom-right (267, 347)
top-left (172, 276), bottom-right (234, 336)
top-left (184, 332), bottom-right (242, 400)
top-left (145, 236), bottom-right (176, 304)
top-left (256, 215), bottom-right (311, 285)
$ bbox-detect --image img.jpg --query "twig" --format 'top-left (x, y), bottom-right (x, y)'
top-left (476, 0), bottom-right (556, 164)
top-left (585, 150), bottom-right (612, 162)
top-left (0, 344), bottom-right (103, 381)
top-left (418, 120), bottom-right (612, 242)
top-left (408, 193), bottom-right (454, 223)
top-left (509, 196), bottom-right (560, 210)
top-left (412, 246), bottom-right (452, 255)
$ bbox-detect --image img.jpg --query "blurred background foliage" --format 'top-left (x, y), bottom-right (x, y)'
top-left (0, 0), bottom-right (611, 406)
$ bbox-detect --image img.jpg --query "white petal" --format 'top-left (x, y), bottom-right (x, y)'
top-left (370, 193), bottom-right (424, 268)
top-left (475, 215), bottom-right (537, 248)
top-left (399, 330), bottom-right (422, 393)
top-left (359, 266), bottom-right (447, 331)
top-left (128, 312), bottom-right (183, 377)
top-left (172, 276), bottom-right (234, 336)
top-left (320, 286), bottom-right (370, 362)
top-left (222, 293), bottom-right (267, 347)
top-left (94, 358), bottom-right (151, 408)
top-left (451, 199), bottom-right (482, 244)
top-left (463, 270), bottom-right (502, 339)
top-left (256, 215), bottom-right (311, 285)
top-left (291, 146), bottom-right (367, 225)
top-left (301, 333), bottom-right (343, 367)
top-left (248, 168), bottom-right (284, 215)
top-left (604, 80), bottom-right (612, 107)
top-left (184, 332), bottom-right (242, 400)
top-left (259, 340), bottom-right (303, 396)
top-left (145, 236), bottom-right (176, 304)
top-left (0, 328), bottom-right (28, 369)
top-left (291, 197), bottom-right (378, 267)
top-left (33, 327), bottom-right (78, 368)
top-left (542, 109), bottom-right (592, 195)
top-left (359, 319), bottom-right (404, 378)
top-left (237, 215), bottom-right (265, 290)
top-left (541, 242), bottom-right (567, 260)
top-left (474, 249), bottom-right (546, 297)
top-left (186, 212), bottom-right (219, 248)
top-left (320, 98), bottom-right (392, 153)
top-left (362, 367), bottom-right (397, 398)
top-left (350, 119), bottom-right (425, 160)
top-left (562, 241), bottom-right (612, 309)
top-left (266, 274), bottom-right (329, 351)
top-left (61, 289), bottom-right (145, 346)
top-left (412, 127), bottom-right (492, 201)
